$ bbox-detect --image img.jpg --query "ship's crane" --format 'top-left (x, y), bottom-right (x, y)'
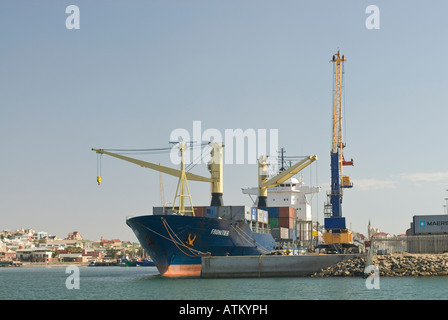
top-left (322, 50), bottom-right (356, 252)
top-left (92, 142), bottom-right (224, 215)
top-left (257, 155), bottom-right (317, 207)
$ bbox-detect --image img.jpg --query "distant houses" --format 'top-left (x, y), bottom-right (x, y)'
top-left (0, 228), bottom-right (141, 264)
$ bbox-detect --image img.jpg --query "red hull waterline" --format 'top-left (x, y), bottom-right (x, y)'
top-left (163, 264), bottom-right (202, 277)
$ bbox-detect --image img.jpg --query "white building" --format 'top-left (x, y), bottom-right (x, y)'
top-left (15, 248), bottom-right (53, 262)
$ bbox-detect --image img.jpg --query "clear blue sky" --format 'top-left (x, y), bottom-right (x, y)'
top-left (1, 1), bottom-right (447, 241)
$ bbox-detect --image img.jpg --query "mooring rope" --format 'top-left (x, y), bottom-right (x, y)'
top-left (135, 220), bottom-right (206, 257)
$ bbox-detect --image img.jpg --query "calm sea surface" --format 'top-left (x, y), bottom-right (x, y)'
top-left (1, 266), bottom-right (448, 300)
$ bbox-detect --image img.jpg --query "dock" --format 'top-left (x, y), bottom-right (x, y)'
top-left (201, 254), bottom-right (360, 278)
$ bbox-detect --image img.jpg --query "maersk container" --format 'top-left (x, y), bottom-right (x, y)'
top-left (413, 215), bottom-right (448, 235)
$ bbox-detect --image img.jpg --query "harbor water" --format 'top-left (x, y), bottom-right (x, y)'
top-left (1, 266), bottom-right (448, 300)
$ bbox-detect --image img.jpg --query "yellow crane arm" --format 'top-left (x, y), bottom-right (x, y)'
top-left (261, 155), bottom-right (318, 188)
top-left (92, 148), bottom-right (213, 183)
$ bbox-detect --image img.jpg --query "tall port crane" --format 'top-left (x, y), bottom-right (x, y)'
top-left (322, 50), bottom-right (356, 252)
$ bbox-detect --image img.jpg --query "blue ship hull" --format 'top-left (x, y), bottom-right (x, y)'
top-left (126, 214), bottom-right (277, 276)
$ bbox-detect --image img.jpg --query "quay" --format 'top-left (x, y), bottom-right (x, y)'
top-left (201, 254), bottom-right (360, 278)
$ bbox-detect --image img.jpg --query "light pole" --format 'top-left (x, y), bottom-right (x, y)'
top-left (445, 189), bottom-right (448, 214)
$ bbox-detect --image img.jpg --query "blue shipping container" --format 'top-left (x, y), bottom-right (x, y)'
top-left (251, 207), bottom-right (257, 221)
top-left (206, 206), bottom-right (218, 218)
top-left (259, 207), bottom-right (279, 218)
top-left (289, 229), bottom-right (296, 240)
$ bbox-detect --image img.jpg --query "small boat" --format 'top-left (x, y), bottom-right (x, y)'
top-left (124, 260), bottom-right (137, 267)
top-left (136, 259), bottom-right (156, 267)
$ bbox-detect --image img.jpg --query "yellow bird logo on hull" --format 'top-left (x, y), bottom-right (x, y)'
top-left (186, 233), bottom-right (197, 246)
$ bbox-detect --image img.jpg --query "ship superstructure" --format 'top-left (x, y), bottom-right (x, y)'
top-left (242, 153), bottom-right (320, 245)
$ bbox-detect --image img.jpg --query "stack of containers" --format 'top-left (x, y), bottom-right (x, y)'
top-left (205, 206), bottom-right (253, 222)
top-left (279, 207), bottom-right (297, 241)
top-left (279, 207), bottom-right (296, 228)
top-left (259, 207), bottom-right (295, 241)
top-left (265, 207), bottom-right (279, 228)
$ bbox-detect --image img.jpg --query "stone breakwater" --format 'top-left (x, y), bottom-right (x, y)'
top-left (311, 253), bottom-right (448, 277)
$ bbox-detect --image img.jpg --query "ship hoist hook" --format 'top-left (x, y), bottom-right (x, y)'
top-left (97, 153), bottom-right (102, 186)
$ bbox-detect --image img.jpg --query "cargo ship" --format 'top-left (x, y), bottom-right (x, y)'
top-left (126, 206), bottom-right (277, 276)
top-left (93, 142), bottom-right (317, 276)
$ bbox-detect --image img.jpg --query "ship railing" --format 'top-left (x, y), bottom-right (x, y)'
top-left (250, 222), bottom-right (271, 234)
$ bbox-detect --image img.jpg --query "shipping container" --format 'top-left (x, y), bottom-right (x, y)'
top-left (289, 229), bottom-right (297, 240)
top-left (153, 207), bottom-right (165, 215)
top-left (206, 206), bottom-right (218, 218)
top-left (260, 207), bottom-right (279, 218)
top-left (413, 215), bottom-right (448, 235)
top-left (194, 206), bottom-right (206, 217)
top-left (153, 207), bottom-right (180, 215)
top-left (250, 207), bottom-right (257, 221)
top-left (218, 206), bottom-right (232, 219)
top-left (245, 208), bottom-right (251, 221)
top-left (257, 209), bottom-right (267, 222)
top-left (279, 217), bottom-right (295, 229)
top-left (228, 206), bottom-right (250, 221)
top-left (271, 227), bottom-right (289, 240)
top-left (271, 228), bottom-right (280, 239)
top-left (279, 207), bottom-right (296, 218)
top-left (269, 218), bottom-right (279, 228)
top-left (281, 227), bottom-right (289, 239)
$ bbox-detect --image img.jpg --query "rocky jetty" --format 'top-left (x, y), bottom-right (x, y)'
top-left (311, 253), bottom-right (448, 277)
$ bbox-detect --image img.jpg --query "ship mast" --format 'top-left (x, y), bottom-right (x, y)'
top-left (171, 141), bottom-right (194, 215)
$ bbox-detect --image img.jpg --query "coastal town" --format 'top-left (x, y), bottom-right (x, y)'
top-left (0, 228), bottom-right (143, 266)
